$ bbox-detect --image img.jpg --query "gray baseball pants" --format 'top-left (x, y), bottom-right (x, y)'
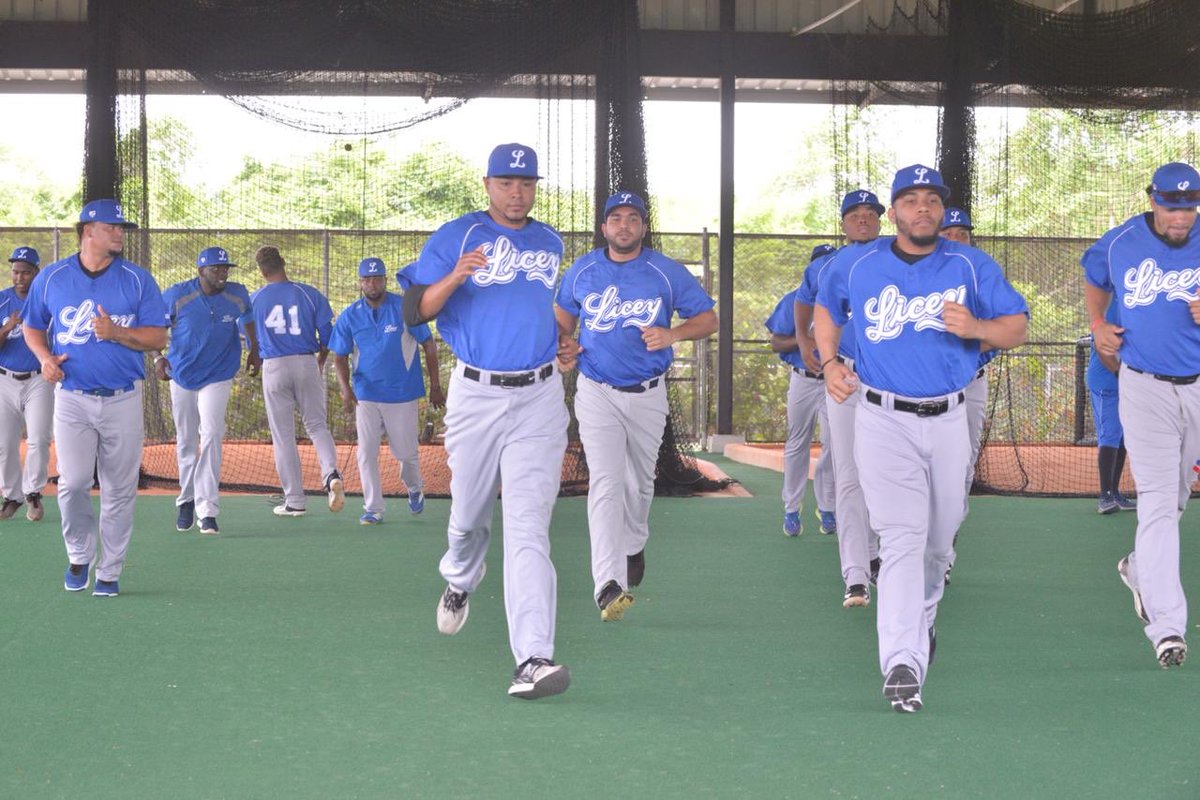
top-left (262, 354), bottom-right (339, 509)
top-left (54, 384), bottom-right (144, 582)
top-left (0, 371), bottom-right (53, 501)
top-left (170, 378), bottom-right (232, 519)
top-left (783, 369), bottom-right (835, 515)
top-left (826, 359), bottom-right (878, 587)
top-left (356, 398), bottom-right (422, 517)
top-left (856, 389), bottom-right (969, 685)
top-left (1117, 364), bottom-right (1200, 646)
top-left (575, 374), bottom-right (668, 601)
top-left (963, 370), bottom-right (989, 499)
top-left (439, 362), bottom-right (568, 666)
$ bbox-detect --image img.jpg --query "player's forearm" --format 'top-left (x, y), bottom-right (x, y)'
top-left (1084, 284), bottom-right (1113, 327)
top-left (422, 342), bottom-right (442, 388)
top-left (417, 272), bottom-right (468, 322)
top-left (22, 327), bottom-right (52, 363)
top-left (333, 355), bottom-right (352, 390)
top-left (105, 325), bottom-right (168, 351)
top-left (794, 301), bottom-right (814, 341)
top-left (812, 305), bottom-right (842, 366)
top-left (769, 333), bottom-right (799, 354)
top-left (974, 314), bottom-right (1028, 351)
top-left (671, 310), bottom-right (718, 343)
top-left (243, 322), bottom-right (260, 357)
top-left (554, 307), bottom-right (578, 337)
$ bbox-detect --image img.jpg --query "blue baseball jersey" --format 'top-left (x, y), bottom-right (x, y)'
top-left (557, 247), bottom-right (715, 386)
top-left (0, 287), bottom-right (39, 372)
top-left (328, 291), bottom-right (433, 403)
top-left (162, 278), bottom-right (253, 391)
top-left (1086, 300), bottom-right (1121, 393)
top-left (817, 237), bottom-right (1028, 397)
top-left (764, 289), bottom-right (807, 371)
top-left (249, 280), bottom-right (333, 359)
top-left (21, 254), bottom-right (168, 391)
top-left (1082, 212), bottom-right (1200, 376)
top-left (410, 210), bottom-right (562, 371)
top-left (797, 248), bottom-right (858, 360)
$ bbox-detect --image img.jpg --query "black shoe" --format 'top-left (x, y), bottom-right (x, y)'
top-left (597, 579), bottom-right (634, 621)
top-left (627, 549), bottom-right (645, 587)
top-left (929, 626), bottom-right (937, 666)
top-left (842, 584), bottom-right (870, 608)
top-left (176, 500), bottom-right (195, 531)
top-left (883, 664), bottom-right (923, 713)
top-left (0, 498), bottom-right (22, 520)
top-left (869, 557), bottom-right (881, 586)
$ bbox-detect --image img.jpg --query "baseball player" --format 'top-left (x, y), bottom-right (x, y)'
top-left (795, 190), bottom-right (885, 608)
top-left (156, 246), bottom-right (260, 535)
top-left (330, 256), bottom-right (444, 525)
top-left (1086, 300), bottom-right (1134, 514)
top-left (765, 243), bottom-right (836, 538)
top-left (22, 199), bottom-right (169, 597)
top-left (1084, 161), bottom-right (1200, 669)
top-left (556, 191), bottom-right (717, 620)
top-left (815, 165), bottom-right (1028, 712)
top-left (939, 207), bottom-right (992, 584)
top-left (0, 247), bottom-right (53, 522)
top-left (402, 143), bottom-right (574, 699)
top-left (249, 245), bottom-right (344, 517)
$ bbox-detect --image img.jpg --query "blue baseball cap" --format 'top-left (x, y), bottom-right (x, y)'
top-left (1149, 162), bottom-right (1200, 208)
top-left (810, 244), bottom-right (835, 262)
top-left (840, 190), bottom-right (884, 217)
top-left (196, 246), bottom-right (236, 268)
top-left (890, 164), bottom-right (951, 203)
top-left (604, 191), bottom-right (648, 218)
top-left (486, 143), bottom-right (541, 179)
top-left (8, 246), bottom-right (40, 266)
top-left (942, 207), bottom-right (973, 229)
top-left (79, 199), bottom-right (138, 228)
top-left (359, 257), bottom-right (386, 278)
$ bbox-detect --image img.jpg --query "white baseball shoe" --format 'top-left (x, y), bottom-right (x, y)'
top-left (326, 473), bottom-right (345, 513)
top-left (508, 657), bottom-right (570, 699)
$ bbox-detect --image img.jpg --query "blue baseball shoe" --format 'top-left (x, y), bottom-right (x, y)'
top-left (176, 500), bottom-right (195, 531)
top-left (818, 509), bottom-right (837, 535)
top-left (408, 491), bottom-right (425, 515)
top-left (92, 579), bottom-right (119, 597)
top-left (359, 512), bottom-right (382, 525)
top-left (64, 562), bottom-right (89, 592)
top-left (1114, 493), bottom-right (1137, 511)
top-left (783, 511), bottom-right (801, 537)
top-left (1097, 493), bottom-right (1120, 515)
top-left (199, 516), bottom-right (219, 535)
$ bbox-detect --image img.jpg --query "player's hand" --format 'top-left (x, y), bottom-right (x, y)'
top-left (641, 326), bottom-right (677, 352)
top-left (556, 334), bottom-right (582, 372)
top-left (340, 388), bottom-right (357, 414)
top-left (0, 313), bottom-right (21, 338)
top-left (1093, 322), bottom-right (1124, 358)
top-left (796, 333), bottom-right (821, 373)
top-left (245, 351), bottom-right (262, 377)
top-left (92, 304), bottom-right (118, 341)
top-left (39, 353), bottom-right (67, 383)
top-left (154, 357), bottom-right (171, 381)
top-left (1189, 291), bottom-right (1200, 325)
top-left (822, 361), bottom-right (858, 403)
top-left (943, 300), bottom-right (980, 340)
top-left (428, 385), bottom-right (446, 409)
top-left (451, 245), bottom-right (490, 285)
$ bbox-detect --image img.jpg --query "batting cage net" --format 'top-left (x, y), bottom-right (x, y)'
top-left (86, 0), bottom-right (728, 499)
top-left (13, 0), bottom-right (1200, 499)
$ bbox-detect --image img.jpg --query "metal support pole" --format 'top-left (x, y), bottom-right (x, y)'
top-left (716, 0), bottom-right (735, 436)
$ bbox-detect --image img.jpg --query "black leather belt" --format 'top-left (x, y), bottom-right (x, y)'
top-left (0, 366), bottom-right (39, 381)
top-left (1127, 366), bottom-right (1200, 385)
top-left (462, 363), bottom-right (553, 388)
top-left (792, 366), bottom-right (822, 379)
top-left (613, 377), bottom-right (661, 394)
top-left (866, 389), bottom-right (965, 417)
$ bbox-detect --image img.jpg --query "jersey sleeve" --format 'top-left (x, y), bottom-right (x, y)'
top-left (232, 284), bottom-right (254, 325)
top-left (1081, 231), bottom-right (1115, 291)
top-left (410, 222), bottom-right (461, 286)
top-left (327, 309), bottom-right (354, 356)
top-left (816, 253), bottom-right (851, 326)
top-left (138, 271), bottom-right (169, 327)
top-left (973, 256), bottom-right (1030, 320)
top-left (668, 265), bottom-right (715, 320)
top-left (555, 260), bottom-right (583, 316)
top-left (408, 321), bottom-right (433, 345)
top-left (795, 253), bottom-right (830, 305)
top-left (313, 288), bottom-right (334, 346)
top-left (764, 291), bottom-right (797, 335)
top-left (21, 272), bottom-right (51, 330)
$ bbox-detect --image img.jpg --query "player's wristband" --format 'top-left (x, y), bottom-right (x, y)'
top-left (819, 357), bottom-right (837, 370)
top-left (1089, 319), bottom-right (1104, 331)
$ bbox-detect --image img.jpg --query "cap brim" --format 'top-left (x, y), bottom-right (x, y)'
top-left (842, 203), bottom-right (884, 217)
top-left (1152, 193), bottom-right (1199, 209)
